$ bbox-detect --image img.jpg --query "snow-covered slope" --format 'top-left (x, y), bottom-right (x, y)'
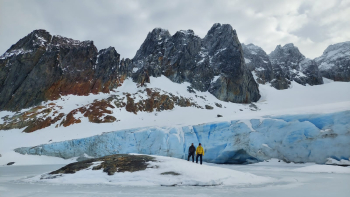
top-left (1, 76), bottom-right (349, 165)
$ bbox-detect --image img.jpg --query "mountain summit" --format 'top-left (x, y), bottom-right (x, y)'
top-left (132, 23), bottom-right (261, 103)
top-left (0, 24), bottom-right (261, 111)
top-left (0, 30), bottom-right (122, 111)
top-left (315, 41), bottom-right (350, 81)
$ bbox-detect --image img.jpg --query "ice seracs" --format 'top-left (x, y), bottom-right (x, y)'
top-left (15, 110), bottom-right (350, 165)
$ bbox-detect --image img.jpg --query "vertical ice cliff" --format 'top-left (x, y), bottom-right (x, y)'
top-left (15, 110), bottom-right (350, 164)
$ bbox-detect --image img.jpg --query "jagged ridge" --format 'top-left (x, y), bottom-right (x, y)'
top-left (315, 41), bottom-right (350, 81)
top-left (0, 30), bottom-right (124, 111)
top-left (131, 23), bottom-right (261, 103)
top-left (243, 43), bottom-right (324, 89)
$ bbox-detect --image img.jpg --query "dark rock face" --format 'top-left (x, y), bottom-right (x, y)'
top-left (269, 43), bottom-right (323, 87)
top-left (315, 41), bottom-right (350, 81)
top-left (132, 23), bottom-right (260, 103)
top-left (0, 25), bottom-right (261, 112)
top-left (243, 43), bottom-right (325, 90)
top-left (49, 154), bottom-right (155, 176)
top-left (242, 43), bottom-right (274, 84)
top-left (119, 58), bottom-right (133, 77)
top-left (242, 43), bottom-right (291, 89)
top-left (0, 30), bottom-right (121, 111)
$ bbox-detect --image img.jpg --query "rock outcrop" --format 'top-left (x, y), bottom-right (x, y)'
top-left (0, 24), bottom-right (261, 111)
top-left (242, 43), bottom-right (274, 84)
top-left (132, 23), bottom-right (261, 103)
top-left (268, 43), bottom-right (323, 87)
top-left (0, 87), bottom-right (201, 133)
top-left (49, 154), bottom-right (155, 176)
top-left (315, 41), bottom-right (350, 81)
top-left (0, 30), bottom-right (122, 111)
top-left (242, 43), bottom-right (291, 89)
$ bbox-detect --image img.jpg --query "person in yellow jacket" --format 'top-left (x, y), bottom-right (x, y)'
top-left (196, 143), bottom-right (204, 164)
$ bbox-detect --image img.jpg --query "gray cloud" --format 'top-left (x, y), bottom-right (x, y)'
top-left (1, 0), bottom-right (349, 59)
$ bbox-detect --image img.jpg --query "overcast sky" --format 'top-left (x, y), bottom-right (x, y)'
top-left (1, 0), bottom-right (349, 59)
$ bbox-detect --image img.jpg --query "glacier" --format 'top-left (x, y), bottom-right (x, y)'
top-left (14, 110), bottom-right (350, 164)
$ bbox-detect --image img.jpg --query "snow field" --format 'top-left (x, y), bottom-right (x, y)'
top-left (24, 155), bottom-right (275, 186)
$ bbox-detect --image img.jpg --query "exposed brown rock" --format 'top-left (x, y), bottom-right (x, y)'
top-left (49, 154), bottom-right (156, 176)
top-left (0, 105), bottom-right (63, 132)
top-left (60, 109), bottom-right (82, 127)
top-left (24, 113), bottom-right (64, 133)
top-left (1, 88), bottom-right (201, 132)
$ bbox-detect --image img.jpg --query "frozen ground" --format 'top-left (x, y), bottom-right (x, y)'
top-left (1, 160), bottom-right (350, 197)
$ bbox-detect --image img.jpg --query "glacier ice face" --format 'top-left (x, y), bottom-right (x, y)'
top-left (15, 111), bottom-right (350, 164)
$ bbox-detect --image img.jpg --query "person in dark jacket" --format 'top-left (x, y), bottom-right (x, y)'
top-left (188, 143), bottom-right (196, 162)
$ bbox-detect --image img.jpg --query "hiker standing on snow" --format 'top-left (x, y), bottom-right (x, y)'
top-left (196, 143), bottom-right (204, 165)
top-left (188, 143), bottom-right (196, 162)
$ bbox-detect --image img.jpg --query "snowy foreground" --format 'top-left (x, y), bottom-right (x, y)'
top-left (1, 159), bottom-right (350, 197)
top-left (23, 155), bottom-right (274, 186)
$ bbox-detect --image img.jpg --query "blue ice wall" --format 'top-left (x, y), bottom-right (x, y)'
top-left (15, 111), bottom-right (350, 164)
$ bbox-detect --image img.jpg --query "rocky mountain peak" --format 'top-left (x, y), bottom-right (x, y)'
top-left (149, 28), bottom-right (171, 41)
top-left (131, 23), bottom-right (260, 103)
top-left (244, 43), bottom-right (263, 52)
top-left (177, 29), bottom-right (195, 36)
top-left (0, 29), bottom-right (122, 111)
top-left (0, 29), bottom-right (52, 59)
top-left (242, 43), bottom-right (279, 87)
top-left (206, 23), bottom-right (236, 37)
top-left (269, 43), bottom-right (305, 64)
top-left (315, 41), bottom-right (350, 81)
top-left (50, 35), bottom-right (94, 48)
top-left (203, 23), bottom-right (239, 52)
top-left (242, 42), bottom-right (323, 89)
top-left (133, 28), bottom-right (171, 62)
top-left (267, 43), bottom-right (322, 87)
top-left (202, 23), bottom-right (244, 77)
top-left (322, 41), bottom-right (350, 55)
top-left (172, 29), bottom-right (200, 46)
